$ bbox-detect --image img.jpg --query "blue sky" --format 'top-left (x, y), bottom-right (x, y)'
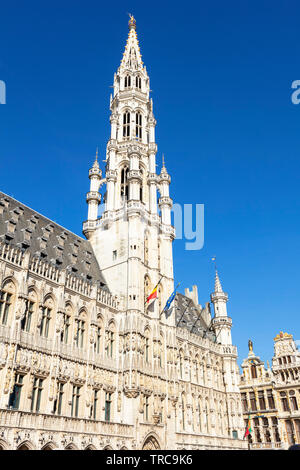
top-left (0, 0), bottom-right (299, 367)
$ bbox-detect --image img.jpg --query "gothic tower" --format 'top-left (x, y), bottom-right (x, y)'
top-left (83, 15), bottom-right (175, 323)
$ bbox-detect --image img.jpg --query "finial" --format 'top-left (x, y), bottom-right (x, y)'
top-left (248, 339), bottom-right (253, 352)
top-left (95, 147), bottom-right (98, 162)
top-left (211, 256), bottom-right (217, 272)
top-left (128, 13), bottom-right (136, 30)
top-left (162, 153), bottom-right (165, 168)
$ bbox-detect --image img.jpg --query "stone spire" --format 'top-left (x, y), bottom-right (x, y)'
top-left (210, 268), bottom-right (232, 345)
top-left (120, 15), bottom-right (143, 72)
top-left (214, 270), bottom-right (223, 293)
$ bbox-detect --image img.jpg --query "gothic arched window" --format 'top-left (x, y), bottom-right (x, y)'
top-left (123, 111), bottom-right (130, 139)
top-left (21, 290), bottom-right (37, 332)
top-left (124, 75), bottom-right (131, 88)
top-left (0, 280), bottom-right (15, 326)
top-left (136, 76), bottom-right (141, 89)
top-left (39, 297), bottom-right (53, 338)
top-left (121, 166), bottom-right (129, 200)
top-left (136, 112), bottom-right (142, 140)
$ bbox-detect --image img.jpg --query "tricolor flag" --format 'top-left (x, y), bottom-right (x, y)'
top-left (244, 415), bottom-right (252, 439)
top-left (146, 285), bottom-right (158, 304)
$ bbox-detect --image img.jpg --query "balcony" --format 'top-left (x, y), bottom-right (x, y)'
top-left (0, 408), bottom-right (134, 438)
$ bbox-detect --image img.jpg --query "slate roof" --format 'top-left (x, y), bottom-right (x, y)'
top-left (175, 292), bottom-right (216, 341)
top-left (0, 191), bottom-right (108, 289)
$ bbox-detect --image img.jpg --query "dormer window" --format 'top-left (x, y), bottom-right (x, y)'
top-left (124, 75), bottom-right (131, 88)
top-left (123, 111), bottom-right (130, 139)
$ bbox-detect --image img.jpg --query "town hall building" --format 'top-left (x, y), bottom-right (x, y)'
top-left (0, 16), bottom-right (246, 450)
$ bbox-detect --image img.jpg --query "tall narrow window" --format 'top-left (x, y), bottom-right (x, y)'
top-left (106, 330), bottom-right (114, 357)
top-left (136, 112), bottom-right (142, 140)
top-left (181, 394), bottom-right (185, 430)
top-left (31, 377), bottom-right (43, 412)
top-left (136, 76), bottom-right (141, 89)
top-left (61, 313), bottom-right (70, 344)
top-left (105, 392), bottom-right (112, 422)
top-left (144, 395), bottom-right (149, 421)
top-left (9, 373), bottom-right (24, 409)
top-left (121, 167), bottom-right (129, 199)
top-left (123, 112), bottom-right (130, 138)
top-left (75, 319), bottom-right (85, 348)
top-left (258, 391), bottom-right (266, 410)
top-left (53, 382), bottom-right (64, 415)
top-left (124, 75), bottom-right (131, 88)
top-left (251, 365), bottom-right (257, 379)
top-left (71, 385), bottom-right (81, 417)
top-left (145, 337), bottom-right (149, 363)
top-left (21, 300), bottom-right (34, 332)
top-left (39, 307), bottom-right (51, 338)
top-left (90, 389), bottom-right (98, 420)
top-left (241, 393), bottom-right (248, 413)
top-left (95, 326), bottom-right (101, 354)
top-left (267, 389), bottom-right (275, 409)
top-left (0, 290), bottom-right (12, 325)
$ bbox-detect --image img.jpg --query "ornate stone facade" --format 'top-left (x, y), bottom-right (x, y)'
top-left (240, 333), bottom-right (300, 449)
top-left (0, 16), bottom-right (246, 450)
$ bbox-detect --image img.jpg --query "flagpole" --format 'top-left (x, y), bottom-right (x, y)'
top-left (144, 276), bottom-right (163, 307)
top-left (159, 283), bottom-right (180, 319)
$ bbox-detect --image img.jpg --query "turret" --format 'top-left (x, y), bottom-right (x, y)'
top-left (158, 155), bottom-right (172, 226)
top-left (84, 150), bottom-right (103, 237)
top-left (210, 269), bottom-right (232, 345)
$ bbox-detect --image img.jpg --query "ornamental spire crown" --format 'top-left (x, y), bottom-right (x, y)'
top-left (120, 15), bottom-right (144, 72)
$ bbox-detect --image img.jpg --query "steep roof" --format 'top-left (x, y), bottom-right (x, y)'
top-left (0, 191), bottom-right (108, 289)
top-left (175, 292), bottom-right (216, 341)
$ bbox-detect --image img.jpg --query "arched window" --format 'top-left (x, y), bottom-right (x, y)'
top-left (136, 76), bottom-right (141, 89)
top-left (106, 323), bottom-right (115, 358)
top-left (95, 321), bottom-right (102, 354)
top-left (21, 290), bottom-right (36, 332)
top-left (121, 166), bottom-right (129, 200)
top-left (0, 280), bottom-right (15, 326)
top-left (136, 112), bottom-right (142, 140)
top-left (124, 75), bottom-right (131, 88)
top-left (139, 166), bottom-right (143, 202)
top-left (39, 297), bottom-right (53, 338)
top-left (61, 304), bottom-right (72, 344)
top-left (123, 111), bottom-right (130, 139)
top-left (75, 312), bottom-right (86, 348)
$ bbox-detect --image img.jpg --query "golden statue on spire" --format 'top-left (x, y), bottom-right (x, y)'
top-left (128, 13), bottom-right (136, 30)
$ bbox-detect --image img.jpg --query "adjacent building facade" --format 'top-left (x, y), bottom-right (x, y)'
top-left (240, 332), bottom-right (300, 449)
top-left (0, 17), bottom-right (246, 450)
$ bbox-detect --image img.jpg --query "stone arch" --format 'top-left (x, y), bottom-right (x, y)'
top-left (103, 445), bottom-right (113, 450)
top-left (65, 443), bottom-right (78, 450)
top-left (84, 445), bottom-right (96, 450)
top-left (41, 442), bottom-right (56, 450)
top-left (142, 434), bottom-right (160, 450)
top-left (17, 440), bottom-right (35, 450)
top-left (120, 446), bottom-right (128, 450)
top-left (0, 439), bottom-right (9, 450)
